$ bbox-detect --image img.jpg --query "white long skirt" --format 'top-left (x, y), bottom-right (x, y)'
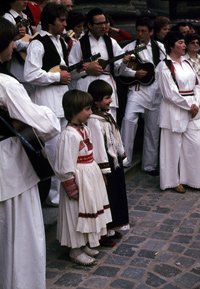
top-left (160, 128), bottom-right (200, 190)
top-left (0, 186), bottom-right (46, 289)
top-left (57, 161), bottom-right (112, 248)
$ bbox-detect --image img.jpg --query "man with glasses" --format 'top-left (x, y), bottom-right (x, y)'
top-left (68, 8), bottom-right (129, 120)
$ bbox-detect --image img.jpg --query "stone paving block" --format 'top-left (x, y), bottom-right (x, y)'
top-left (146, 272), bottom-right (167, 287)
top-left (46, 271), bottom-right (58, 279)
top-left (138, 220), bottom-right (158, 228)
top-left (138, 249), bottom-right (156, 259)
top-left (182, 219), bottom-right (197, 227)
top-left (153, 206), bottom-right (171, 214)
top-left (191, 242), bottom-right (200, 249)
top-left (191, 267), bottom-right (200, 275)
top-left (130, 257), bottom-right (151, 268)
top-left (46, 261), bottom-right (68, 270)
top-left (153, 263), bottom-right (181, 278)
top-left (190, 213), bottom-right (200, 218)
top-left (184, 249), bottom-right (200, 259)
top-left (168, 243), bottom-right (185, 253)
top-left (122, 267), bottom-right (146, 280)
top-left (134, 205), bottom-right (151, 211)
top-left (163, 219), bottom-right (181, 226)
top-left (175, 273), bottom-right (200, 288)
top-left (110, 278), bottom-right (135, 289)
top-left (174, 256), bottom-right (196, 268)
top-left (159, 225), bottom-right (176, 232)
top-left (151, 231), bottom-right (172, 240)
top-left (135, 189), bottom-right (148, 194)
top-left (178, 227), bottom-right (194, 234)
top-left (158, 252), bottom-right (175, 262)
top-left (172, 234), bottom-right (193, 244)
top-left (93, 266), bottom-right (120, 277)
top-left (161, 284), bottom-right (182, 289)
top-left (131, 227), bottom-right (153, 236)
top-left (147, 213), bottom-right (166, 221)
top-left (139, 199), bottom-right (158, 207)
top-left (105, 254), bottom-right (129, 266)
top-left (129, 211), bottom-right (148, 218)
top-left (170, 213), bottom-right (186, 219)
top-left (125, 236), bottom-right (146, 245)
top-left (54, 272), bottom-right (85, 287)
top-left (82, 277), bottom-right (109, 288)
top-left (144, 240), bottom-right (166, 251)
top-left (135, 282), bottom-right (152, 289)
top-left (113, 244), bottom-right (136, 257)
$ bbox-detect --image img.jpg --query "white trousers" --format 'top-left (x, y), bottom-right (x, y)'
top-left (160, 128), bottom-right (200, 190)
top-left (120, 102), bottom-right (160, 171)
top-left (46, 117), bottom-right (67, 205)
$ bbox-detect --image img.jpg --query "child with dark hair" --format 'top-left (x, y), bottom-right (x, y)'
top-left (54, 89), bottom-right (112, 265)
top-left (87, 79), bottom-right (130, 247)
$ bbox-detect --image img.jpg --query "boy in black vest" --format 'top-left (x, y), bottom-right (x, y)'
top-left (24, 2), bottom-right (71, 206)
top-left (68, 8), bottom-right (130, 120)
top-left (119, 17), bottom-right (166, 174)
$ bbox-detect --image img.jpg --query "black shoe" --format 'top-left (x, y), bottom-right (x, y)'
top-left (145, 170), bottom-right (159, 176)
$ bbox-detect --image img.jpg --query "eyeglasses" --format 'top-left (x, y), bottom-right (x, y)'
top-left (190, 41), bottom-right (199, 45)
top-left (93, 21), bottom-right (108, 26)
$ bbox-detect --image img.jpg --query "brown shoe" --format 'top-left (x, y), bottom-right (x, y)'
top-left (174, 184), bottom-right (186, 193)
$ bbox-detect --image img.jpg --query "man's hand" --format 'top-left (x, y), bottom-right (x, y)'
top-left (123, 54), bottom-right (132, 64)
top-left (60, 71), bottom-right (71, 83)
top-left (83, 62), bottom-right (103, 76)
top-left (135, 69), bottom-right (147, 79)
top-left (15, 26), bottom-right (26, 40)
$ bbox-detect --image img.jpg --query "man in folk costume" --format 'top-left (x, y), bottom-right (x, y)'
top-left (24, 2), bottom-right (71, 206)
top-left (119, 17), bottom-right (166, 174)
top-left (68, 8), bottom-right (129, 121)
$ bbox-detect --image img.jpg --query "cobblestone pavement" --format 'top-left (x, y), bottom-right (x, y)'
top-left (43, 164), bottom-right (200, 289)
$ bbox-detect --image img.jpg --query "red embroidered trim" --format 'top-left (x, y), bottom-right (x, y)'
top-left (77, 152), bottom-right (94, 163)
top-left (78, 204), bottom-right (110, 218)
top-left (79, 140), bottom-right (85, 151)
top-left (62, 178), bottom-right (78, 197)
top-left (98, 162), bottom-right (110, 169)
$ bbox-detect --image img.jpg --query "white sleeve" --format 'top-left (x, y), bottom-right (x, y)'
top-left (24, 40), bottom-right (60, 85)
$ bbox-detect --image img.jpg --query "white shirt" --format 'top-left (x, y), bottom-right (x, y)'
top-left (68, 32), bottom-right (124, 108)
top-left (24, 30), bottom-right (69, 117)
top-left (155, 55), bottom-right (200, 132)
top-left (0, 73), bottom-right (60, 201)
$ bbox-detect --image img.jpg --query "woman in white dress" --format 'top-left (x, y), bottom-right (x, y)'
top-left (0, 17), bottom-right (60, 289)
top-left (155, 31), bottom-right (200, 192)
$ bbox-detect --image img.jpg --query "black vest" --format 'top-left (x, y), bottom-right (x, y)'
top-left (32, 34), bottom-right (68, 72)
top-left (80, 31), bottom-right (114, 75)
top-left (136, 38), bottom-right (160, 67)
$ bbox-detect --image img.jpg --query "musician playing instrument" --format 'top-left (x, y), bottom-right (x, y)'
top-left (119, 17), bottom-right (166, 174)
top-left (3, 0), bottom-right (35, 94)
top-left (0, 17), bottom-right (60, 289)
top-left (68, 8), bottom-right (130, 120)
top-left (24, 2), bottom-right (70, 206)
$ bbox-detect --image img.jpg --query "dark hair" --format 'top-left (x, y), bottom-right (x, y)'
top-left (163, 31), bottom-right (184, 55)
top-left (67, 10), bottom-right (85, 30)
top-left (85, 8), bottom-right (104, 25)
top-left (153, 16), bottom-right (170, 34)
top-left (0, 0), bottom-right (15, 16)
top-left (172, 21), bottom-right (189, 32)
top-left (88, 80), bottom-right (113, 103)
top-left (0, 17), bottom-right (16, 53)
top-left (105, 14), bottom-right (114, 27)
top-left (41, 2), bottom-right (68, 31)
top-left (184, 33), bottom-right (200, 45)
top-left (136, 17), bottom-right (153, 32)
top-left (62, 90), bottom-right (93, 121)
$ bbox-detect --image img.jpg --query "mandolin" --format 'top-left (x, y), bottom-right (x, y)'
top-left (119, 58), bottom-right (155, 86)
top-left (49, 53), bottom-right (101, 73)
top-left (91, 44), bottom-right (147, 70)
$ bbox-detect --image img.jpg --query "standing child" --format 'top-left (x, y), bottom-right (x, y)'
top-left (87, 79), bottom-right (130, 247)
top-left (54, 89), bottom-right (112, 265)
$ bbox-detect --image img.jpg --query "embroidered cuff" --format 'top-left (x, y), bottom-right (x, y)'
top-left (62, 178), bottom-right (78, 197)
top-left (98, 162), bottom-right (110, 169)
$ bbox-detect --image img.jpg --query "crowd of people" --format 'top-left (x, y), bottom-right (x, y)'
top-left (1, 0), bottom-right (200, 288)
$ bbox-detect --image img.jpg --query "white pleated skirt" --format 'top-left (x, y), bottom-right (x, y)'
top-left (0, 186), bottom-right (46, 289)
top-left (57, 161), bottom-right (112, 248)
